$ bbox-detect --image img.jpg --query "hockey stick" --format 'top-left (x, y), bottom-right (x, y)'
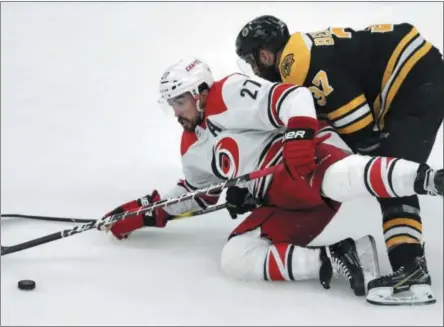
top-left (1, 203), bottom-right (227, 224)
top-left (1, 164), bottom-right (282, 256)
top-left (1, 214), bottom-right (96, 224)
top-left (170, 203), bottom-right (227, 220)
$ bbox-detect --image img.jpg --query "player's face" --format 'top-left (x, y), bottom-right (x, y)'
top-left (238, 49), bottom-right (282, 82)
top-left (168, 93), bottom-right (201, 132)
top-left (238, 53), bottom-right (261, 76)
top-left (256, 49), bottom-right (282, 82)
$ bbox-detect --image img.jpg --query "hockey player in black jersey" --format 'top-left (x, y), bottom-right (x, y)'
top-left (234, 15), bottom-right (444, 305)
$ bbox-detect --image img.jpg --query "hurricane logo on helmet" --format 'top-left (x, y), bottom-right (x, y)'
top-left (211, 137), bottom-right (240, 180)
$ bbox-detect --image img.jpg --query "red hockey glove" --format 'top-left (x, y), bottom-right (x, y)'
top-left (283, 116), bottom-right (319, 178)
top-left (101, 190), bottom-right (170, 240)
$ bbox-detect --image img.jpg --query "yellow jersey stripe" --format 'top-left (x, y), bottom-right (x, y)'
top-left (327, 94), bottom-right (366, 120)
top-left (373, 27), bottom-right (418, 118)
top-left (382, 27), bottom-right (419, 93)
top-left (379, 41), bottom-right (432, 129)
top-left (336, 112), bottom-right (374, 134)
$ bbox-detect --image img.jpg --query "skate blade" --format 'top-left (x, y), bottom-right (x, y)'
top-left (355, 235), bottom-right (380, 292)
top-left (366, 284), bottom-right (436, 306)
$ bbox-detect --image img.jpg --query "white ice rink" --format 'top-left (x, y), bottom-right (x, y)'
top-left (1, 2), bottom-right (443, 326)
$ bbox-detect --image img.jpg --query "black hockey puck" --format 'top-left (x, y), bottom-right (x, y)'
top-left (18, 280), bottom-right (36, 291)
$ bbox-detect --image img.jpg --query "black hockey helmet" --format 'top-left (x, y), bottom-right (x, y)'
top-left (236, 15), bottom-right (290, 58)
top-left (235, 15), bottom-right (290, 81)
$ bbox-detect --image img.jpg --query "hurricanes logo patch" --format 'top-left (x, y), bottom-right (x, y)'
top-left (280, 54), bottom-right (295, 79)
top-left (211, 137), bottom-right (240, 180)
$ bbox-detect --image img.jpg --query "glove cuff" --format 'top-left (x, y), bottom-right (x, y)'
top-left (287, 116), bottom-right (319, 131)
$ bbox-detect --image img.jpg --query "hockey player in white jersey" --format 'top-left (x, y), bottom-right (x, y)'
top-left (101, 58), bottom-right (443, 302)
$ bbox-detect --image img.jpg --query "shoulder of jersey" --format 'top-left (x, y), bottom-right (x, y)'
top-left (180, 130), bottom-right (198, 156)
top-left (279, 32), bottom-right (314, 85)
top-left (205, 73), bottom-right (247, 117)
top-left (180, 73), bottom-right (246, 156)
top-left (180, 73), bottom-right (251, 156)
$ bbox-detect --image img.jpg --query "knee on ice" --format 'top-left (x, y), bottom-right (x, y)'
top-left (220, 229), bottom-right (270, 281)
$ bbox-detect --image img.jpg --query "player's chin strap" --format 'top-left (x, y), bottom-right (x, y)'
top-left (1, 164), bottom-right (283, 256)
top-left (196, 100), bottom-right (204, 113)
top-left (195, 93), bottom-right (206, 113)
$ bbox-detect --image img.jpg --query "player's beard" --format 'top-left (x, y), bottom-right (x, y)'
top-left (259, 64), bottom-right (282, 82)
top-left (178, 115), bottom-right (202, 132)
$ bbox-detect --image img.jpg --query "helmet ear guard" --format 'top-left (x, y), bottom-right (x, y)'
top-left (195, 81), bottom-right (211, 112)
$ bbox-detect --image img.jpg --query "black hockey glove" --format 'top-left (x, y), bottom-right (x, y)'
top-left (225, 187), bottom-right (258, 219)
top-left (355, 131), bottom-right (389, 154)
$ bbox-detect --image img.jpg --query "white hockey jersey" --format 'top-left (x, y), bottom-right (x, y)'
top-left (161, 73), bottom-right (320, 216)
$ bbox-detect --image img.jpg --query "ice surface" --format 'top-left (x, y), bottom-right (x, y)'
top-left (1, 2), bottom-right (443, 326)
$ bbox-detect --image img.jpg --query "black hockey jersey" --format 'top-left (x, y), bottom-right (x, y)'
top-left (278, 23), bottom-right (443, 152)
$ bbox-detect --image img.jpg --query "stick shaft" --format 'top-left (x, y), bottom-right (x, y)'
top-left (1, 164), bottom-right (282, 256)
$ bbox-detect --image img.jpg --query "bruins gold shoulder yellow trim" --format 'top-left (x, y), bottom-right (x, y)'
top-left (279, 32), bottom-right (312, 85)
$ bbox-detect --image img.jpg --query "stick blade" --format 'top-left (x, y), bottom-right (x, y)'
top-left (1, 245), bottom-right (11, 256)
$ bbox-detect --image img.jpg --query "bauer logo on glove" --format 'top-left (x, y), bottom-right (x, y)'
top-left (284, 129), bottom-right (313, 141)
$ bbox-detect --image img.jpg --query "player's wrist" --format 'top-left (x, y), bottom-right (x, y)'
top-left (287, 116), bottom-right (319, 131)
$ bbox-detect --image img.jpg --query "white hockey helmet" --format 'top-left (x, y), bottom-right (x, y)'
top-left (158, 57), bottom-right (214, 109)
